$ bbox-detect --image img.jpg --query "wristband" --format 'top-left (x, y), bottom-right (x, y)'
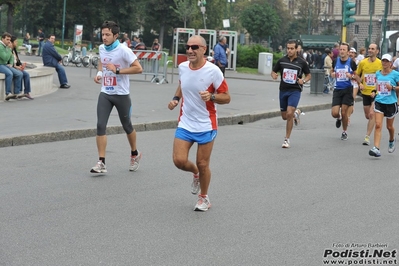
top-left (172, 96), bottom-right (180, 102)
top-left (96, 71), bottom-right (103, 77)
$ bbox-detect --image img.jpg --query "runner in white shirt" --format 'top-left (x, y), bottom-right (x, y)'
top-left (90, 20), bottom-right (143, 174)
top-left (168, 35), bottom-right (231, 212)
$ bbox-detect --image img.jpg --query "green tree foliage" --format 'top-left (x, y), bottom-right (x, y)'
top-left (241, 3), bottom-right (281, 42)
top-left (171, 0), bottom-right (198, 28)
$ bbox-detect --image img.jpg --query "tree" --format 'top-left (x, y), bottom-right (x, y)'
top-left (241, 3), bottom-right (280, 43)
top-left (170, 0), bottom-right (198, 28)
top-left (295, 0), bottom-right (322, 35)
top-left (0, 0), bottom-right (21, 34)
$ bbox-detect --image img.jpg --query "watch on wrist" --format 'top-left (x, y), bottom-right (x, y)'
top-left (210, 94), bottom-right (216, 101)
top-left (116, 68), bottom-right (120, 74)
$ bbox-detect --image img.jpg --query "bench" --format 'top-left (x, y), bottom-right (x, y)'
top-left (18, 46), bottom-right (39, 56)
top-left (0, 64), bottom-right (56, 101)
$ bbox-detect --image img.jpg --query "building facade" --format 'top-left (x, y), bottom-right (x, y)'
top-left (283, 0), bottom-right (399, 51)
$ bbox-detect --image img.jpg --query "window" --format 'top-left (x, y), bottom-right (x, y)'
top-left (389, 0), bottom-right (393, 15)
top-left (356, 0), bottom-right (361, 15)
top-left (289, 0), bottom-right (295, 13)
top-left (355, 25), bottom-right (359, 34)
top-left (370, 1), bottom-right (375, 15)
top-left (328, 0), bottom-right (334, 15)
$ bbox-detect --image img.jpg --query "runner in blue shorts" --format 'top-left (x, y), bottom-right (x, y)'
top-left (271, 39), bottom-right (311, 148)
top-left (168, 35), bottom-right (231, 212)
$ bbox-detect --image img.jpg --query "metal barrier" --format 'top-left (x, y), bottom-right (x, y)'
top-left (132, 50), bottom-right (169, 84)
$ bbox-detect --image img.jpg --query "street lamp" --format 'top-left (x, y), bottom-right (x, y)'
top-left (62, 0), bottom-right (66, 49)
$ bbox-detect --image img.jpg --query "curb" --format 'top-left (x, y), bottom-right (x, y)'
top-left (0, 102), bottom-right (333, 148)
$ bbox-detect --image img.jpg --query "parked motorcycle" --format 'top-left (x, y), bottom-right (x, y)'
top-left (62, 47), bottom-right (83, 67)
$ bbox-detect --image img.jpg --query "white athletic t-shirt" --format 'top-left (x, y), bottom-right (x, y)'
top-left (178, 61), bottom-right (228, 132)
top-left (99, 43), bottom-right (137, 95)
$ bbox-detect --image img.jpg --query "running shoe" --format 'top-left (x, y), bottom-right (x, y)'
top-left (191, 173), bottom-right (200, 195)
top-left (129, 150), bottom-right (142, 171)
top-left (388, 138), bottom-right (396, 153)
top-left (369, 146), bottom-right (381, 157)
top-left (282, 139), bottom-right (290, 148)
top-left (341, 132), bottom-right (348, 141)
top-left (363, 135), bottom-right (370, 146)
top-left (90, 160), bottom-right (107, 173)
top-left (294, 109), bottom-right (301, 126)
top-left (336, 118), bottom-right (342, 128)
top-left (194, 195), bottom-right (211, 212)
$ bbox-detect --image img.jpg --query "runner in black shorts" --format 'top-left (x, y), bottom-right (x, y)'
top-left (330, 42), bottom-right (360, 140)
top-left (357, 43), bottom-right (382, 145)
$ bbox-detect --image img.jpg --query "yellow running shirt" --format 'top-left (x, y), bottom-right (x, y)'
top-left (356, 57), bottom-right (382, 96)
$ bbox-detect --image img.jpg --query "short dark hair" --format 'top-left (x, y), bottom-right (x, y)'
top-left (2, 32), bottom-right (11, 39)
top-left (101, 20), bottom-right (120, 35)
top-left (286, 39), bottom-right (298, 49)
top-left (10, 35), bottom-right (17, 42)
top-left (340, 42), bottom-right (350, 51)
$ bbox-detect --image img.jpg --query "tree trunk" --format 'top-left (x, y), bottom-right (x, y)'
top-left (6, 3), bottom-right (14, 34)
top-left (159, 23), bottom-right (165, 51)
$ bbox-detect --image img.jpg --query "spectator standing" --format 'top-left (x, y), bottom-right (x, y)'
top-left (213, 36), bottom-right (228, 77)
top-left (0, 32), bottom-right (23, 100)
top-left (323, 49), bottom-right (334, 93)
top-left (151, 38), bottom-right (162, 79)
top-left (123, 33), bottom-right (131, 48)
top-left (356, 47), bottom-right (366, 65)
top-left (37, 29), bottom-right (45, 56)
top-left (167, 35), bottom-right (231, 211)
top-left (131, 36), bottom-right (139, 49)
top-left (42, 35), bottom-right (70, 88)
top-left (332, 42), bottom-right (340, 61)
top-left (135, 38), bottom-right (146, 50)
top-left (23, 33), bottom-right (32, 55)
top-left (91, 20), bottom-right (143, 173)
top-left (10, 35), bottom-right (33, 99)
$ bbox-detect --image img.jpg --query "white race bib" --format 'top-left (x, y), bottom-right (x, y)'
top-left (282, 68), bottom-right (298, 84)
top-left (364, 74), bottom-right (376, 86)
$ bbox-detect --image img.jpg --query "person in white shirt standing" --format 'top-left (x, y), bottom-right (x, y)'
top-left (91, 20), bottom-right (143, 174)
top-left (168, 35), bottom-right (231, 212)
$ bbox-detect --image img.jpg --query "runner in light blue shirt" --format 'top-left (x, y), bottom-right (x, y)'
top-left (369, 54), bottom-right (399, 157)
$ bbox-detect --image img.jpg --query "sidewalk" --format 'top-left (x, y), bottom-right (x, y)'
top-left (0, 55), bottom-right (334, 147)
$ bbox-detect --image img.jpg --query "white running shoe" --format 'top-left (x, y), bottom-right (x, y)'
top-left (191, 173), bottom-right (200, 195)
top-left (282, 139), bottom-right (290, 148)
top-left (90, 161), bottom-right (107, 173)
top-left (294, 109), bottom-right (301, 126)
top-left (194, 195), bottom-right (211, 212)
top-left (388, 138), bottom-right (396, 153)
top-left (363, 135), bottom-right (370, 145)
top-left (129, 150), bottom-right (142, 171)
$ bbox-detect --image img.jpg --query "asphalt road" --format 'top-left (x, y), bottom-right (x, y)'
top-left (1, 108), bottom-right (398, 266)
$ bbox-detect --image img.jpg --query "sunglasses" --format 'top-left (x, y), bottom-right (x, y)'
top-left (185, 45), bottom-right (203, 50)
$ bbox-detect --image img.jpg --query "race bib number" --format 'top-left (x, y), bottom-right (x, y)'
top-left (282, 68), bottom-right (298, 84)
top-left (377, 81), bottom-right (390, 96)
top-left (103, 76), bottom-right (117, 86)
top-left (336, 69), bottom-right (348, 82)
top-left (364, 74), bottom-right (376, 86)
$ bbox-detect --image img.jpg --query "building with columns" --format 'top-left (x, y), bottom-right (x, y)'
top-left (283, 0), bottom-right (399, 52)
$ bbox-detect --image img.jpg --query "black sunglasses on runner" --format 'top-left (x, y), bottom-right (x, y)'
top-left (185, 45), bottom-right (201, 50)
